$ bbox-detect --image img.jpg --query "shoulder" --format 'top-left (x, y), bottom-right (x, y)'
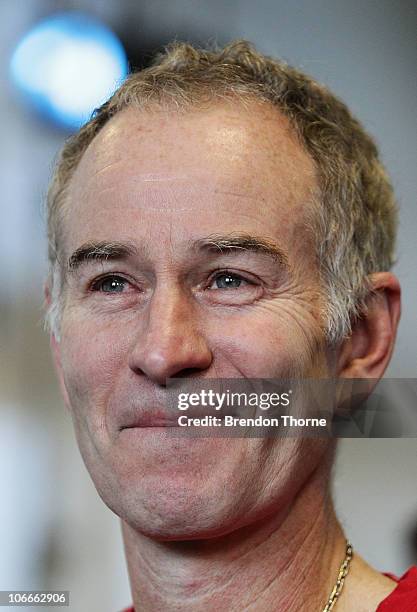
top-left (376, 566), bottom-right (417, 611)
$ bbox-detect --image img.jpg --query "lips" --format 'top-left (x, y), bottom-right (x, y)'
top-left (115, 380), bottom-right (277, 432)
top-left (118, 402), bottom-right (239, 430)
top-left (119, 407), bottom-right (180, 429)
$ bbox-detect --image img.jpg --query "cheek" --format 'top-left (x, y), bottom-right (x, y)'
top-left (211, 302), bottom-right (325, 378)
top-left (59, 316), bottom-right (131, 417)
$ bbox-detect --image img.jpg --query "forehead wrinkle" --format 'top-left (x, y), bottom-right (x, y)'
top-left (132, 173), bottom-right (190, 182)
top-left (72, 176), bottom-right (265, 218)
top-left (119, 183), bottom-right (264, 206)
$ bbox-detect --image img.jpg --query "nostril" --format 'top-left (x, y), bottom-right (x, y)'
top-left (172, 367), bottom-right (206, 379)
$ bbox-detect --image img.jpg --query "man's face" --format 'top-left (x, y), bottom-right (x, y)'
top-left (54, 101), bottom-right (333, 538)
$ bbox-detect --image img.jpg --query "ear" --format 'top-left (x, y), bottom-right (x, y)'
top-left (44, 282), bottom-right (72, 411)
top-left (337, 272), bottom-right (401, 379)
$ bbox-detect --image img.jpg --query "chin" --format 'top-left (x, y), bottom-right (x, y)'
top-left (115, 496), bottom-right (235, 542)
top-left (98, 469), bottom-right (250, 541)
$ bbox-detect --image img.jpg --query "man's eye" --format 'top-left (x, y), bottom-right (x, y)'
top-left (210, 273), bottom-right (249, 289)
top-left (91, 276), bottom-right (129, 293)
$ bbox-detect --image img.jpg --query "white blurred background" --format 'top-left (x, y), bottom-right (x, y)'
top-left (1, 1), bottom-right (416, 610)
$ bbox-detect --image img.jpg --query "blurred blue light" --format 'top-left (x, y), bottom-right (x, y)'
top-left (10, 12), bottom-right (128, 130)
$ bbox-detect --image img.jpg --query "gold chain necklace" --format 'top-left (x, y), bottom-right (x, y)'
top-left (322, 541), bottom-right (353, 611)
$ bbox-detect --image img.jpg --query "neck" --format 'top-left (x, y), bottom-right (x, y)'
top-left (122, 451), bottom-right (349, 611)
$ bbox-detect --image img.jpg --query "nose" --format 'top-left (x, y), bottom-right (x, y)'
top-left (128, 285), bottom-right (213, 385)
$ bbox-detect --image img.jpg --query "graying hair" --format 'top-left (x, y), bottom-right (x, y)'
top-left (45, 40), bottom-right (397, 343)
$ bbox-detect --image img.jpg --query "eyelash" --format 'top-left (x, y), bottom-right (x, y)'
top-left (206, 270), bottom-right (255, 290)
top-left (89, 274), bottom-right (133, 293)
top-left (89, 270), bottom-right (257, 294)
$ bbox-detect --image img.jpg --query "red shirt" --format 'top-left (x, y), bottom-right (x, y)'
top-left (376, 567), bottom-right (417, 611)
top-left (122, 566), bottom-right (417, 611)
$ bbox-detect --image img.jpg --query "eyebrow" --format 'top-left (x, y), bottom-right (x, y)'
top-left (192, 233), bottom-right (289, 267)
top-left (67, 241), bottom-right (140, 271)
top-left (66, 233), bottom-right (289, 272)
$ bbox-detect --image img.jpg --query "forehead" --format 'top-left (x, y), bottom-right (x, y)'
top-left (65, 101), bottom-right (317, 258)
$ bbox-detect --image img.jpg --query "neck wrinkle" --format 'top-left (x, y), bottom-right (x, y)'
top-left (123, 446), bottom-right (346, 612)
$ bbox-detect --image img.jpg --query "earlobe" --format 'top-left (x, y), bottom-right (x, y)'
top-left (337, 273), bottom-right (401, 380)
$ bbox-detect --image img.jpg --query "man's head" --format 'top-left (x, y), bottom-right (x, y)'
top-left (45, 41), bottom-right (400, 539)
top-left (46, 40), bottom-right (397, 344)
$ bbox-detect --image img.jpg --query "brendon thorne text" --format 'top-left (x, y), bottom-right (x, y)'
top-left (177, 415), bottom-right (327, 427)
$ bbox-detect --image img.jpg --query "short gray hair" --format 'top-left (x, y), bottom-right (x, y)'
top-left (45, 40), bottom-right (397, 343)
